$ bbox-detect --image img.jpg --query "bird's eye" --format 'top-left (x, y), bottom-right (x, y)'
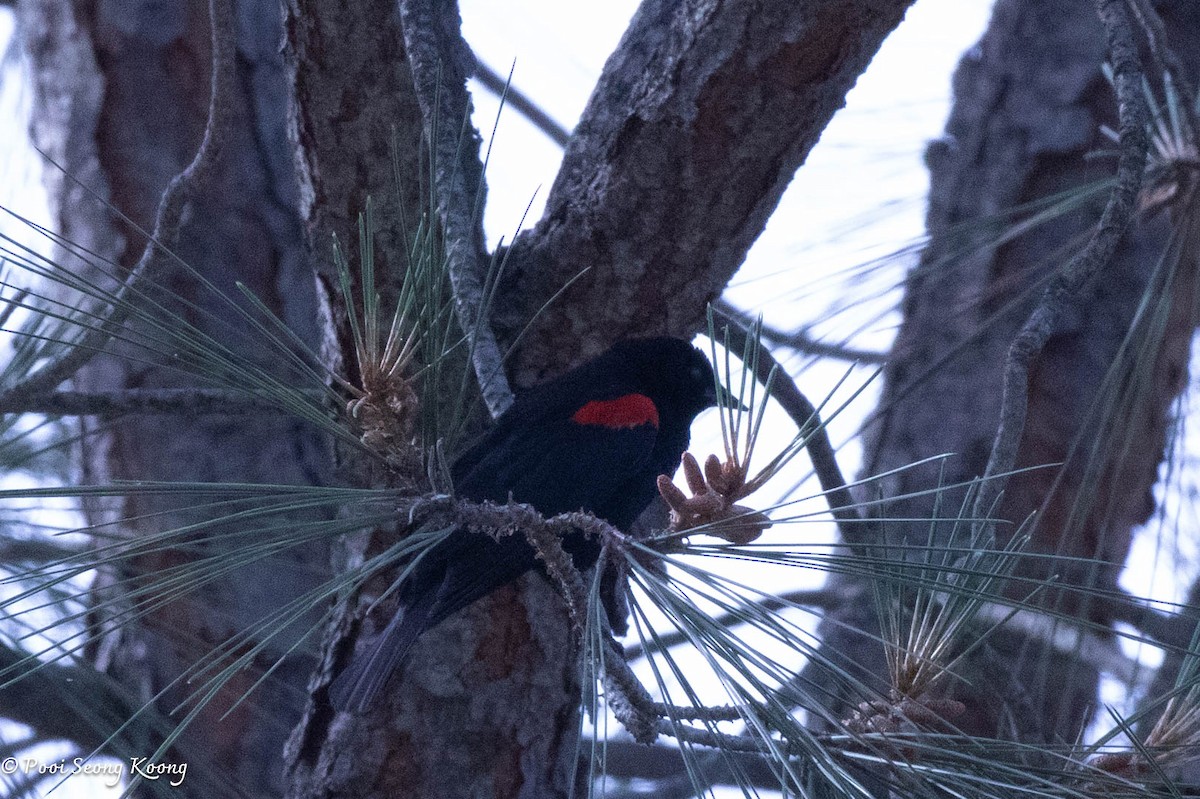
top-left (690, 366), bottom-right (704, 381)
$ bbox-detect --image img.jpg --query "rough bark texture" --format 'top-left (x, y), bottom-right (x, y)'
top-left (812, 0), bottom-right (1200, 746)
top-left (279, 3), bottom-right (583, 796)
top-left (282, 0), bottom-right (919, 796)
top-left (21, 0), bottom-right (329, 793)
top-left (283, 0), bottom-right (426, 386)
top-left (496, 0), bottom-right (917, 386)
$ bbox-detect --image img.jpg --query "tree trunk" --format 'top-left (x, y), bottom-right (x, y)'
top-left (21, 0), bottom-right (329, 793)
top-left (811, 0), bottom-right (1200, 748)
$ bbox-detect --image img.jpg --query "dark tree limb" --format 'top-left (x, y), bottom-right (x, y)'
top-left (714, 298), bottom-right (887, 364)
top-left (0, 646), bottom-right (140, 752)
top-left (496, 0), bottom-right (917, 384)
top-left (0, 388), bottom-right (327, 417)
top-left (590, 739), bottom-right (786, 796)
top-left (621, 585), bottom-right (856, 662)
top-left (711, 304), bottom-right (865, 543)
top-left (469, 67), bottom-right (889, 368)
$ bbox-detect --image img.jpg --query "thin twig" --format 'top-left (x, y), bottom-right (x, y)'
top-left (621, 585), bottom-right (859, 662)
top-left (0, 538), bottom-right (85, 563)
top-left (596, 622), bottom-right (748, 743)
top-left (0, 0), bottom-right (235, 409)
top-left (972, 0), bottom-right (1149, 522)
top-left (472, 60), bottom-right (571, 148)
top-left (714, 299), bottom-right (886, 365)
top-left (0, 388), bottom-right (328, 417)
top-left (0, 644), bottom-right (140, 752)
top-left (1127, 0), bottom-right (1197, 112)
top-left (396, 0), bottom-right (514, 418)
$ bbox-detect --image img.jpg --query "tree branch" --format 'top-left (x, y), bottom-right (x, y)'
top-left (472, 60), bottom-right (571, 148)
top-left (621, 585), bottom-right (856, 662)
top-left (0, 0), bottom-right (235, 409)
top-left (0, 645), bottom-right (141, 752)
top-left (590, 739), bottom-right (791, 797)
top-left (470, 68), bottom-right (891, 369)
top-left (396, 0), bottom-right (514, 417)
top-left (496, 0), bottom-right (917, 383)
top-left (714, 298), bottom-right (887, 364)
top-left (0, 388), bottom-right (327, 417)
top-left (973, 0), bottom-right (1149, 522)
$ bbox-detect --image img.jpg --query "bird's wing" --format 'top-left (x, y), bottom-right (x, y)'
top-left (328, 394), bottom-right (665, 713)
top-left (453, 393), bottom-right (662, 519)
top-left (424, 403), bottom-right (663, 626)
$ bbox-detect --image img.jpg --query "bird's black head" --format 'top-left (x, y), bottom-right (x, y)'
top-left (609, 337), bottom-right (722, 424)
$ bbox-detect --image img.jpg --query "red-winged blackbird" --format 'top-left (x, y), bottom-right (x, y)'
top-left (330, 337), bottom-right (723, 712)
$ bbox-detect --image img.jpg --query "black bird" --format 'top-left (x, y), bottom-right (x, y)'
top-left (330, 337), bottom-right (722, 712)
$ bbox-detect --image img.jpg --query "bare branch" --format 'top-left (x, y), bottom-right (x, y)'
top-left (0, 0), bottom-right (235, 409)
top-left (472, 60), bottom-right (571, 148)
top-left (973, 0), bottom-right (1149, 522)
top-left (621, 585), bottom-right (856, 662)
top-left (0, 538), bottom-right (84, 563)
top-left (587, 740), bottom-right (783, 796)
top-left (396, 0), bottom-right (514, 417)
top-left (714, 299), bottom-right (887, 364)
top-left (0, 645), bottom-right (139, 752)
top-left (0, 388), bottom-right (327, 417)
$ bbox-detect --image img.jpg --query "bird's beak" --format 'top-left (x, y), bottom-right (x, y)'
top-left (706, 381), bottom-right (748, 411)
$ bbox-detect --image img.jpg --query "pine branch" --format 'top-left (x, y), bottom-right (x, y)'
top-left (621, 585), bottom-right (856, 662)
top-left (711, 304), bottom-right (868, 543)
top-left (0, 0), bottom-right (236, 409)
top-left (397, 0), bottom-right (514, 418)
top-left (973, 0), bottom-right (1149, 522)
top-left (592, 740), bottom-right (791, 796)
top-left (0, 644), bottom-right (139, 752)
top-left (713, 298), bottom-right (887, 364)
top-left (468, 69), bottom-right (889, 368)
top-left (0, 538), bottom-right (83, 563)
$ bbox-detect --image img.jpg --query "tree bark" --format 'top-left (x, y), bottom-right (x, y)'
top-left (282, 0), bottom-right (918, 796)
top-left (812, 0), bottom-right (1200, 748)
top-left (21, 0), bottom-right (329, 793)
top-left (497, 0), bottom-right (917, 385)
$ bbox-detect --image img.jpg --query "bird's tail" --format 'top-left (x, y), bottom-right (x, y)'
top-left (327, 590), bottom-right (435, 713)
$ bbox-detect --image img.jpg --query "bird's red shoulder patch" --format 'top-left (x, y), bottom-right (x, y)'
top-left (571, 393), bottom-right (659, 429)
